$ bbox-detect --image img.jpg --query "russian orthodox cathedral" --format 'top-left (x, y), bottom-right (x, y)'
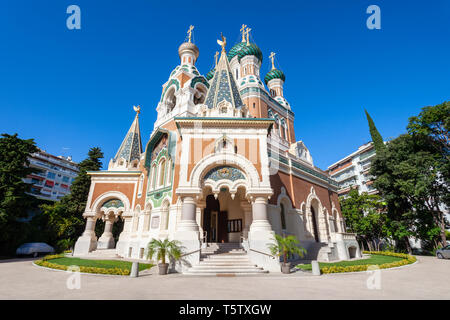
top-left (74, 25), bottom-right (361, 273)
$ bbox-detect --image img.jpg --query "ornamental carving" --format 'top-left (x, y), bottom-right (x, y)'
top-left (203, 166), bottom-right (245, 182)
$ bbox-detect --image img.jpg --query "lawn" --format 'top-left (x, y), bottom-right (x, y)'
top-left (48, 257), bottom-right (153, 271)
top-left (296, 254), bottom-right (404, 271)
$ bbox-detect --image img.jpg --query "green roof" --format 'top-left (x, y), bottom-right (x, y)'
top-left (264, 69), bottom-right (286, 84)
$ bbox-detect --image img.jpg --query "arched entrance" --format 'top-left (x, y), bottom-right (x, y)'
top-left (201, 186), bottom-right (247, 244)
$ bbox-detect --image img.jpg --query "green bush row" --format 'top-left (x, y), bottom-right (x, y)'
top-left (35, 254), bottom-right (131, 276)
top-left (321, 251), bottom-right (416, 274)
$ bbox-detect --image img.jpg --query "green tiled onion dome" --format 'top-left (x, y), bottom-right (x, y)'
top-left (206, 68), bottom-right (215, 80)
top-left (264, 69), bottom-right (286, 85)
top-left (227, 42), bottom-right (263, 63)
top-left (227, 42), bottom-right (247, 61)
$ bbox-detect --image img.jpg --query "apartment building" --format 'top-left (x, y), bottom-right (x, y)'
top-left (25, 149), bottom-right (79, 201)
top-left (327, 142), bottom-right (377, 196)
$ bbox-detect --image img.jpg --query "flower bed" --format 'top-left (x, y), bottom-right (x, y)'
top-left (296, 251), bottom-right (416, 274)
top-left (34, 254), bottom-right (153, 276)
top-left (321, 251), bottom-right (416, 274)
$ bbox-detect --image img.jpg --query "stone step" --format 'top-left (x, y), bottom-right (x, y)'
top-left (192, 265), bottom-right (262, 270)
top-left (186, 268), bottom-right (267, 273)
top-left (199, 260), bottom-right (256, 265)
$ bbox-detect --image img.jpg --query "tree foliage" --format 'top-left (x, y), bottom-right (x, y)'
top-left (370, 102), bottom-right (449, 250)
top-left (41, 147), bottom-right (103, 251)
top-left (365, 109), bottom-right (386, 153)
top-left (0, 133), bottom-right (40, 255)
top-left (340, 189), bottom-right (387, 251)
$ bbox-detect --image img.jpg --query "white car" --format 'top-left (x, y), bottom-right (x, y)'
top-left (16, 242), bottom-right (55, 257)
top-left (436, 245), bottom-right (450, 259)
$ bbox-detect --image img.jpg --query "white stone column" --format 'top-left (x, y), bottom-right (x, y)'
top-left (173, 196), bottom-right (201, 272)
top-left (247, 196), bottom-right (280, 272)
top-left (97, 215), bottom-right (116, 249)
top-left (241, 202), bottom-right (252, 239)
top-left (73, 216), bottom-right (98, 255)
top-left (249, 197), bottom-right (272, 231)
top-left (116, 213), bottom-right (132, 257)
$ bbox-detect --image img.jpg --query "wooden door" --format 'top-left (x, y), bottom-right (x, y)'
top-left (218, 211), bottom-right (228, 243)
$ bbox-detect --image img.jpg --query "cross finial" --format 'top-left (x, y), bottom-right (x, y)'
top-left (133, 105), bottom-right (141, 116)
top-left (245, 27), bottom-right (252, 46)
top-left (217, 33), bottom-right (227, 53)
top-left (187, 25), bottom-right (194, 43)
top-left (214, 51), bottom-right (219, 66)
top-left (269, 52), bottom-right (276, 70)
top-left (240, 24), bottom-right (247, 42)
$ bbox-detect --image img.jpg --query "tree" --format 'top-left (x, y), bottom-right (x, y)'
top-left (41, 147), bottom-right (103, 250)
top-left (371, 132), bottom-right (449, 250)
top-left (365, 109), bottom-right (386, 153)
top-left (0, 133), bottom-right (40, 255)
top-left (340, 189), bottom-right (387, 251)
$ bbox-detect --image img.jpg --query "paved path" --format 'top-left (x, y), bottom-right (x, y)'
top-left (0, 256), bottom-right (448, 299)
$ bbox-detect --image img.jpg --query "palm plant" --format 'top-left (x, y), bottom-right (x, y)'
top-left (268, 234), bottom-right (307, 265)
top-left (146, 238), bottom-right (182, 266)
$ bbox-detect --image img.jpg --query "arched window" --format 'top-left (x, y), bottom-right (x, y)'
top-left (165, 87), bottom-right (177, 112)
top-left (137, 174), bottom-right (144, 198)
top-left (150, 164), bottom-right (156, 189)
top-left (158, 159), bottom-right (166, 187)
top-left (235, 69), bottom-right (239, 80)
top-left (280, 203), bottom-right (287, 230)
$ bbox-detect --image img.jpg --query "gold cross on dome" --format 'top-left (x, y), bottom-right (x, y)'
top-left (269, 52), bottom-right (276, 70)
top-left (187, 25), bottom-right (194, 43)
top-left (240, 24), bottom-right (247, 42)
top-left (245, 27), bottom-right (252, 46)
top-left (214, 51), bottom-right (219, 66)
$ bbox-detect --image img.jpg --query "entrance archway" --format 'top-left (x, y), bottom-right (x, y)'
top-left (201, 186), bottom-right (247, 244)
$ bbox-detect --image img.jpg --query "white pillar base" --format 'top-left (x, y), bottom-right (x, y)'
top-left (97, 234), bottom-right (115, 249)
top-left (73, 235), bottom-right (97, 256)
top-left (173, 230), bottom-right (201, 273)
top-left (248, 227), bottom-right (281, 272)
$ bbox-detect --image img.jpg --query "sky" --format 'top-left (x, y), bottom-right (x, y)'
top-left (0, 0), bottom-right (449, 170)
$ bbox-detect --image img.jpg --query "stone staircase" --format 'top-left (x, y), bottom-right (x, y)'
top-left (184, 243), bottom-right (268, 276)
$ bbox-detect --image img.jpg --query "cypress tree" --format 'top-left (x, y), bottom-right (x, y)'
top-left (365, 109), bottom-right (385, 152)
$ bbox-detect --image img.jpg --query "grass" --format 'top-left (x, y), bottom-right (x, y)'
top-left (296, 254), bottom-right (404, 271)
top-left (47, 257), bottom-right (153, 271)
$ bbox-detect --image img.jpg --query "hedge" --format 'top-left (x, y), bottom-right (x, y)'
top-left (320, 251), bottom-right (416, 274)
top-left (34, 254), bottom-right (131, 276)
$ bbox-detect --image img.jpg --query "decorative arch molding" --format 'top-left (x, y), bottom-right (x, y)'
top-left (276, 187), bottom-right (294, 212)
top-left (189, 152), bottom-right (261, 191)
top-left (160, 79), bottom-right (180, 102)
top-left (89, 191), bottom-right (131, 216)
top-left (305, 187), bottom-right (324, 217)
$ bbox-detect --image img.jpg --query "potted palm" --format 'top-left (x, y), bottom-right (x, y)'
top-left (268, 234), bottom-right (307, 274)
top-left (146, 238), bottom-right (182, 275)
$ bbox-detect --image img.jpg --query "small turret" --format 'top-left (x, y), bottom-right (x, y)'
top-left (178, 25), bottom-right (199, 66)
top-left (109, 106), bottom-right (143, 171)
top-left (265, 52), bottom-right (286, 98)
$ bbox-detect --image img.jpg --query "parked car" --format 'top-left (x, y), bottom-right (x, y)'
top-left (436, 245), bottom-right (450, 259)
top-left (16, 242), bottom-right (54, 257)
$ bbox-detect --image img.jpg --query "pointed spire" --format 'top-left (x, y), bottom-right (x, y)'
top-left (113, 106), bottom-right (143, 165)
top-left (204, 35), bottom-right (244, 110)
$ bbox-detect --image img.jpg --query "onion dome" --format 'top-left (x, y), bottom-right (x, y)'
top-left (264, 69), bottom-right (286, 85)
top-left (227, 42), bottom-right (263, 63)
top-left (206, 68), bottom-right (215, 81)
top-left (178, 42), bottom-right (199, 62)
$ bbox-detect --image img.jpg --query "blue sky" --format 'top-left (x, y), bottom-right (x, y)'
top-left (1, 0), bottom-right (449, 170)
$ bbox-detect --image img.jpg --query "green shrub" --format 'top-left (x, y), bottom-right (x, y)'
top-left (319, 251), bottom-right (416, 274)
top-left (35, 254), bottom-right (150, 276)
